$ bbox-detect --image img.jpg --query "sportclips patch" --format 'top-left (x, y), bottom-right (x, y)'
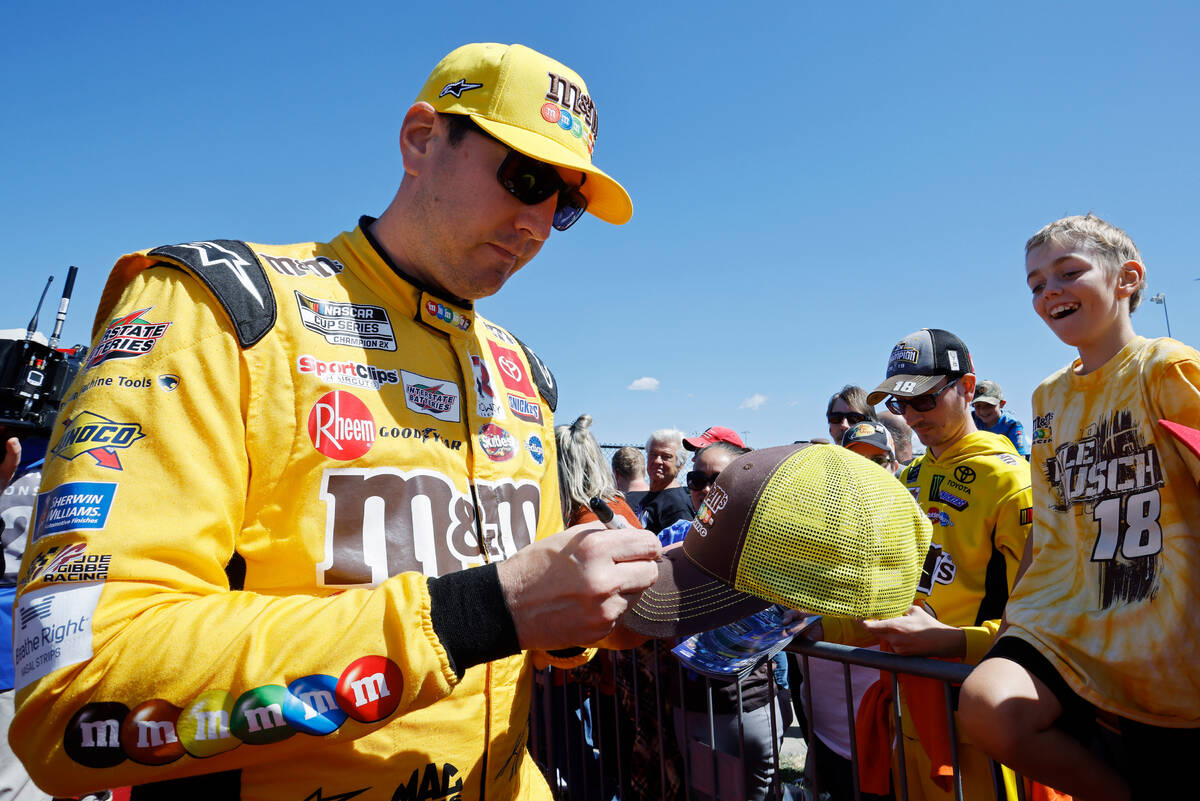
top-left (87, 308), bottom-right (172, 368)
top-left (295, 291), bottom-right (396, 351)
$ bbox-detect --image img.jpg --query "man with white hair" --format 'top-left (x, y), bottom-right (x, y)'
top-left (638, 428), bottom-right (694, 533)
top-left (879, 410), bottom-right (916, 465)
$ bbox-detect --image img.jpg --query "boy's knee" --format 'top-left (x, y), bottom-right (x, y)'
top-left (960, 668), bottom-right (1025, 758)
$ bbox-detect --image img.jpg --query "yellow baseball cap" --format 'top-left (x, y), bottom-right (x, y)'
top-left (416, 43), bottom-right (633, 226)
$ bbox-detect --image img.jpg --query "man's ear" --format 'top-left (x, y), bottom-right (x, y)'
top-left (959, 373), bottom-right (977, 399)
top-left (399, 102), bottom-right (439, 178)
top-left (1115, 259), bottom-right (1145, 301)
top-left (999, 400), bottom-right (1007, 409)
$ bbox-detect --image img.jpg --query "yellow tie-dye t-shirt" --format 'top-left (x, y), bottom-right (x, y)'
top-left (1005, 336), bottom-right (1200, 726)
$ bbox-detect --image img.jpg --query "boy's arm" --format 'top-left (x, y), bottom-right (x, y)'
top-left (1011, 527), bottom-right (1035, 589)
top-left (996, 529), bottom-right (1036, 639)
top-left (960, 478), bottom-right (1033, 662)
top-left (1153, 350), bottom-right (1200, 485)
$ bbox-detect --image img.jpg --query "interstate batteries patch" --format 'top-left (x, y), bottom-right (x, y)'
top-left (87, 308), bottom-right (172, 368)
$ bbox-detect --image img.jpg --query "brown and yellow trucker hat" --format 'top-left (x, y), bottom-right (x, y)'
top-left (622, 443), bottom-right (932, 639)
top-left (416, 43), bottom-right (632, 226)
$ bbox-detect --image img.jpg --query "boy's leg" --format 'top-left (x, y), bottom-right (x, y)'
top-left (960, 641), bottom-right (1129, 801)
top-left (1119, 717), bottom-right (1200, 801)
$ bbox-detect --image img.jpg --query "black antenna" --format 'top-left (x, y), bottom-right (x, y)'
top-left (48, 266), bottom-right (78, 349)
top-left (26, 275), bottom-right (53, 340)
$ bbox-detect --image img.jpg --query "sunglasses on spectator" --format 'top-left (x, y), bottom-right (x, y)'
top-left (885, 377), bottom-right (960, 415)
top-left (827, 411), bottom-right (868, 426)
top-left (868, 453), bottom-right (892, 467)
top-left (686, 471), bottom-right (722, 492)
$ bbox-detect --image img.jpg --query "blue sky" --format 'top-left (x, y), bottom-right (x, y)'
top-left (3, 1), bottom-right (1196, 452)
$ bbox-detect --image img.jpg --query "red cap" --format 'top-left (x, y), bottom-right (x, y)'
top-left (683, 426), bottom-right (746, 452)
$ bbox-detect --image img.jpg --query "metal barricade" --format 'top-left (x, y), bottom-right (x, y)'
top-left (530, 640), bottom-right (1030, 801)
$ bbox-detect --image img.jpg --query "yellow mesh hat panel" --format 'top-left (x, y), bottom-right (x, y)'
top-left (734, 446), bottom-right (931, 618)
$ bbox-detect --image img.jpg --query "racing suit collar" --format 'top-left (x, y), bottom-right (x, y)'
top-left (358, 215), bottom-right (474, 309)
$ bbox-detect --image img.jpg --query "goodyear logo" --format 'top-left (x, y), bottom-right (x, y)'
top-left (52, 412), bottom-right (145, 470)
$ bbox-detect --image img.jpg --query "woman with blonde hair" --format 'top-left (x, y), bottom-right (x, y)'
top-left (548, 414), bottom-right (643, 800)
top-left (555, 414), bottom-right (639, 527)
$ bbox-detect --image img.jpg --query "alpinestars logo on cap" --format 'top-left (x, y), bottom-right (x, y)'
top-left (439, 79), bottom-right (483, 98)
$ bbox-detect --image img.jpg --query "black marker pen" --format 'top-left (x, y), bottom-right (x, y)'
top-left (588, 496), bottom-right (629, 529)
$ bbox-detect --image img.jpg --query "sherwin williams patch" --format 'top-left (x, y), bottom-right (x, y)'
top-left (33, 481), bottom-right (117, 541)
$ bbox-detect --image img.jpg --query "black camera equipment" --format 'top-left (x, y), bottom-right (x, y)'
top-left (0, 266), bottom-right (88, 434)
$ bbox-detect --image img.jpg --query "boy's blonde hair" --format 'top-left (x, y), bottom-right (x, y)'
top-left (1025, 214), bottom-right (1145, 312)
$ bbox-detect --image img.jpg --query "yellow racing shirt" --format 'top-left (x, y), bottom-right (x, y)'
top-left (1004, 336), bottom-right (1200, 726)
top-left (11, 220), bottom-right (572, 800)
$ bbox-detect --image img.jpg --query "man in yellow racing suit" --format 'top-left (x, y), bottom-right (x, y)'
top-left (820, 328), bottom-right (1032, 801)
top-left (9, 43), bottom-right (662, 801)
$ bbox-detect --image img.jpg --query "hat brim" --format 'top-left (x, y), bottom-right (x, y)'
top-left (682, 436), bottom-right (710, 452)
top-left (866, 373), bottom-right (947, 406)
top-left (972, 397), bottom-right (1001, 406)
top-left (620, 545), bottom-right (772, 639)
top-left (473, 116), bottom-right (633, 226)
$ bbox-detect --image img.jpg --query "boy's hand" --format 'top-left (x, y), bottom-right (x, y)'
top-left (860, 603), bottom-right (966, 658)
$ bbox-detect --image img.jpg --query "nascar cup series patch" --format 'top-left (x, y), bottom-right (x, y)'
top-left (295, 291), bottom-right (396, 351)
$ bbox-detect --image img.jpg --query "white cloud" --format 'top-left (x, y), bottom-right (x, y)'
top-left (739, 393), bottom-right (768, 411)
top-left (627, 376), bottom-right (660, 391)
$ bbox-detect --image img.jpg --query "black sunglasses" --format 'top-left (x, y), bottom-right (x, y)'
top-left (827, 411), bottom-right (868, 426)
top-left (496, 150), bottom-right (588, 231)
top-left (686, 470), bottom-right (722, 492)
top-left (463, 119), bottom-right (588, 231)
top-left (885, 377), bottom-right (960, 414)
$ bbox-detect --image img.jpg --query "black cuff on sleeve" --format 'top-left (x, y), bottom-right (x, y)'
top-left (546, 647), bottom-right (586, 658)
top-left (427, 563), bottom-right (521, 678)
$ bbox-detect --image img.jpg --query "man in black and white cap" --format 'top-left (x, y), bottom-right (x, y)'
top-left (819, 328), bottom-right (1034, 801)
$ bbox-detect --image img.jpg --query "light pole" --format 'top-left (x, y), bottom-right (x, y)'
top-left (1149, 292), bottom-right (1172, 338)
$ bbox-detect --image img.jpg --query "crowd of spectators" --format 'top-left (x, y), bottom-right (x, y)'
top-left (538, 327), bottom-right (1043, 801)
top-left (540, 207), bottom-right (1200, 801)
top-left (2, 28), bottom-right (1187, 801)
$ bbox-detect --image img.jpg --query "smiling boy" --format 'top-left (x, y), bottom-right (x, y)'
top-left (960, 214), bottom-right (1200, 801)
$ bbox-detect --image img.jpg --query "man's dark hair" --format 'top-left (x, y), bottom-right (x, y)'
top-left (443, 113), bottom-right (481, 147)
top-left (696, 442), bottom-right (751, 461)
top-left (826, 385), bottom-right (876, 419)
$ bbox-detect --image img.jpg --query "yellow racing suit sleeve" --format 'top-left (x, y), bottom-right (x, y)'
top-left (11, 269), bottom-right (469, 794)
